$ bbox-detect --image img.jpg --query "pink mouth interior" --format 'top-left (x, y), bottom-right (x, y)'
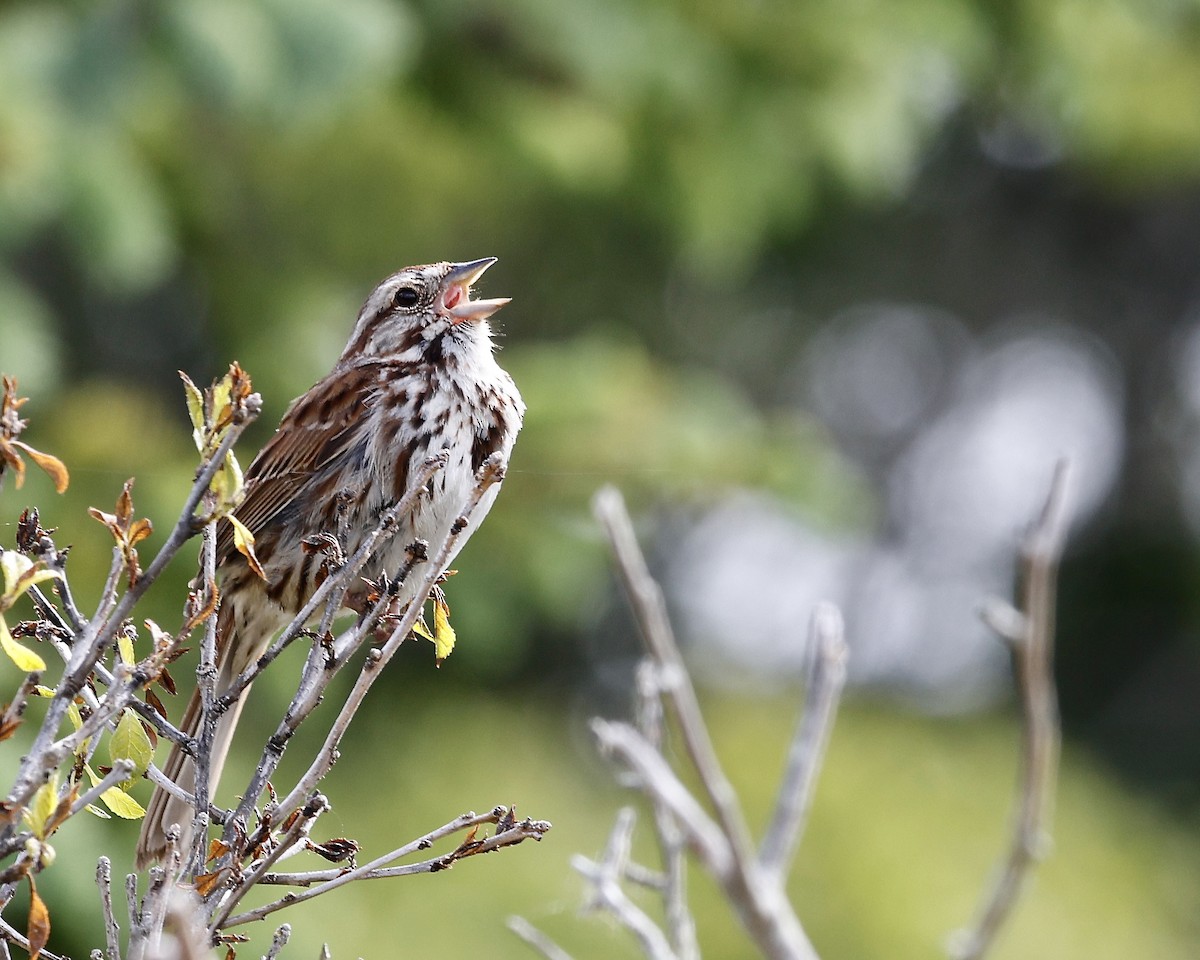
top-left (443, 285), bottom-right (464, 310)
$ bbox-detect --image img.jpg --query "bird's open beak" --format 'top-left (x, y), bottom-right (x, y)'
top-left (441, 257), bottom-right (511, 324)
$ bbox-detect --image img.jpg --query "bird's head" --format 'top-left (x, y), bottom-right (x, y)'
top-left (341, 258), bottom-right (510, 363)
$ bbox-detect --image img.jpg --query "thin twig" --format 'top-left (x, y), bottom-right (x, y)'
top-left (0, 916), bottom-right (68, 960)
top-left (591, 719), bottom-right (730, 875)
top-left (97, 857), bottom-right (122, 960)
top-left (950, 459), bottom-right (1070, 960)
top-left (573, 808), bottom-right (677, 960)
top-left (207, 795), bottom-right (330, 934)
top-left (222, 805), bottom-right (549, 929)
top-left (267, 455), bottom-right (508, 826)
top-left (635, 662), bottom-right (698, 960)
top-left (125, 872), bottom-right (145, 960)
top-left (506, 916), bottom-right (577, 960)
top-left (189, 519), bottom-right (219, 876)
top-left (593, 488), bottom-right (757, 877)
top-left (263, 924), bottom-right (291, 960)
top-left (759, 602), bottom-right (847, 880)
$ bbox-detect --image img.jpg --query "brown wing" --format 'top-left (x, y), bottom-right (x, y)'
top-left (216, 362), bottom-right (382, 564)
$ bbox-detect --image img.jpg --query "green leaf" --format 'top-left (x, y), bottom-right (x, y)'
top-left (0, 616), bottom-right (46, 673)
top-left (23, 773), bottom-right (58, 839)
top-left (109, 710), bottom-right (153, 782)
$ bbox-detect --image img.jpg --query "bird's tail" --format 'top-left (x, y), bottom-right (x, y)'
top-left (135, 609), bottom-right (252, 871)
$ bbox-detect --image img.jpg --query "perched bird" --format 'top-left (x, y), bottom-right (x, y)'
top-left (136, 258), bottom-right (524, 868)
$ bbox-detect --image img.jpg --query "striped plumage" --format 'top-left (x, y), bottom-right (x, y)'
top-left (136, 259), bottom-right (524, 868)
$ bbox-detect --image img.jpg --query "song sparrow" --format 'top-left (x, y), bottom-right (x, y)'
top-left (136, 258), bottom-right (524, 868)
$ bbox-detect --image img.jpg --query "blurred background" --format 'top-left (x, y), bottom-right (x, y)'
top-left (2, 0), bottom-right (1200, 956)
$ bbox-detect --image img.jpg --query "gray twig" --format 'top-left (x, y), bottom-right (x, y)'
top-left (263, 924), bottom-right (291, 960)
top-left (950, 459), bottom-right (1070, 960)
top-left (759, 602), bottom-right (847, 879)
top-left (572, 808), bottom-right (677, 960)
top-left (506, 916), bottom-right (576, 960)
top-left (96, 857), bottom-right (122, 960)
top-left (222, 804), bottom-right (549, 929)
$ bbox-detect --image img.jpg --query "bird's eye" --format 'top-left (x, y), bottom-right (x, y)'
top-left (392, 285), bottom-right (421, 309)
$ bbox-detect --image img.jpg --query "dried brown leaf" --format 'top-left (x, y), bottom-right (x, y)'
top-left (13, 442), bottom-right (69, 494)
top-left (26, 877), bottom-right (49, 960)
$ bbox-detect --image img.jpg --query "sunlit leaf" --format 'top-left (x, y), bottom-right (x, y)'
top-left (0, 616), bottom-right (46, 672)
top-left (411, 617), bottom-right (433, 642)
top-left (99, 786), bottom-right (145, 820)
top-left (84, 803), bottom-right (112, 820)
top-left (227, 515), bottom-right (266, 580)
top-left (117, 630), bottom-right (136, 666)
top-left (180, 371), bottom-right (206, 452)
top-left (23, 773), bottom-right (58, 839)
top-left (109, 709), bottom-right (153, 781)
top-left (0, 550), bottom-right (32, 597)
top-left (433, 596), bottom-right (456, 664)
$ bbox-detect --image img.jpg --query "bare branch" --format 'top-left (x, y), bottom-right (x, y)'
top-left (593, 487), bottom-right (757, 880)
top-left (190, 519), bottom-right (219, 876)
top-left (263, 924), bottom-right (291, 960)
top-left (96, 857), bottom-right (121, 960)
top-left (572, 808), bottom-right (677, 960)
top-left (207, 795), bottom-right (331, 934)
top-left (267, 455), bottom-right (508, 828)
top-left (222, 804), bottom-right (549, 929)
top-left (634, 662), bottom-right (697, 960)
top-left (591, 719), bottom-right (731, 875)
top-left (593, 487), bottom-right (821, 960)
top-left (950, 459), bottom-right (1070, 960)
top-left (759, 602), bottom-right (847, 879)
top-left (0, 916), bottom-right (68, 960)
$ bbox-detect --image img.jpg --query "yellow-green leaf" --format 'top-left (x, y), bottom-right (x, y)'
top-left (117, 630), bottom-right (136, 666)
top-left (433, 598), bottom-right (456, 664)
top-left (411, 618), bottom-right (434, 643)
top-left (23, 773), bottom-right (58, 839)
top-left (227, 515), bottom-right (266, 580)
top-left (67, 701), bottom-right (89, 756)
top-left (99, 786), bottom-right (145, 820)
top-left (180, 371), bottom-right (206, 452)
top-left (31, 685), bottom-right (53, 698)
top-left (109, 710), bottom-right (153, 781)
top-left (84, 803), bottom-right (112, 820)
top-left (0, 550), bottom-right (32, 597)
top-left (0, 616), bottom-right (46, 672)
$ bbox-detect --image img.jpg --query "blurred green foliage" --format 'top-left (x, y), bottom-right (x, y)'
top-left (4, 0), bottom-right (1200, 956)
